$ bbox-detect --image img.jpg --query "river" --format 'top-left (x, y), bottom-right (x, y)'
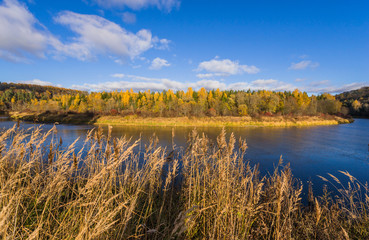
top-left (1, 116), bottom-right (368, 198)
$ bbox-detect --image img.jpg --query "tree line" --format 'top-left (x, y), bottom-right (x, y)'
top-left (0, 82), bottom-right (344, 117)
top-left (336, 87), bottom-right (369, 117)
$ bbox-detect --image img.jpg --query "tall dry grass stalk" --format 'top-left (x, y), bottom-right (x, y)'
top-left (0, 125), bottom-right (368, 239)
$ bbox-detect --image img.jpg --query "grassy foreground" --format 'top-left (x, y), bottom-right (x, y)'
top-left (0, 126), bottom-right (368, 239)
top-left (95, 115), bottom-right (352, 127)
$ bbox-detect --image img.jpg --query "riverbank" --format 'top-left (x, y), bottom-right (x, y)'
top-left (9, 111), bottom-right (352, 127)
top-left (9, 111), bottom-right (96, 124)
top-left (95, 115), bottom-right (352, 127)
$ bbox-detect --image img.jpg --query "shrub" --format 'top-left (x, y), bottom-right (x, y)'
top-left (110, 109), bottom-right (118, 115)
top-left (207, 107), bottom-right (217, 117)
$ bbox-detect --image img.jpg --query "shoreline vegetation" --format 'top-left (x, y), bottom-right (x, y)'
top-left (0, 82), bottom-right (360, 127)
top-left (95, 115), bottom-right (352, 127)
top-left (0, 82), bottom-right (357, 127)
top-left (0, 126), bottom-right (368, 239)
top-left (8, 111), bottom-right (352, 127)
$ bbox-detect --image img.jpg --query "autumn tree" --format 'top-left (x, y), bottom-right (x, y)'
top-left (352, 100), bottom-right (362, 112)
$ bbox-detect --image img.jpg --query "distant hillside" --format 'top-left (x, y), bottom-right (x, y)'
top-left (0, 82), bottom-right (85, 111)
top-left (0, 82), bottom-right (84, 95)
top-left (336, 87), bottom-right (369, 117)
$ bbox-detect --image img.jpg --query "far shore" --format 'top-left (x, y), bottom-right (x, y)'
top-left (8, 111), bottom-right (353, 128)
top-left (95, 115), bottom-right (352, 127)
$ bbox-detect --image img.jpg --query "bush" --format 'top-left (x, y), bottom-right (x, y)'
top-left (207, 107), bottom-right (217, 117)
top-left (110, 109), bottom-right (118, 115)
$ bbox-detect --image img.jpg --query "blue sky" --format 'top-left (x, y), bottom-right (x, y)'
top-left (0, 0), bottom-right (368, 93)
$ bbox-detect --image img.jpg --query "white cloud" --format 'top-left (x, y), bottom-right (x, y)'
top-left (114, 59), bottom-right (124, 64)
top-left (111, 73), bottom-right (168, 81)
top-left (54, 11), bottom-right (160, 60)
top-left (0, 0), bottom-right (51, 61)
top-left (0, 1), bottom-right (167, 63)
top-left (20, 79), bottom-right (62, 87)
top-left (289, 60), bottom-right (319, 70)
top-left (111, 73), bottom-right (125, 78)
top-left (196, 73), bottom-right (228, 78)
top-left (197, 58), bottom-right (260, 75)
top-left (131, 64), bottom-right (142, 69)
top-left (149, 57), bottom-right (170, 70)
top-left (308, 80), bottom-right (330, 87)
top-left (295, 78), bottom-right (306, 82)
top-left (122, 12), bottom-right (136, 24)
top-left (194, 80), bottom-right (227, 90)
top-left (251, 79), bottom-right (278, 86)
top-left (304, 82), bottom-right (368, 94)
top-left (0, 50), bottom-right (30, 63)
top-left (72, 75), bottom-right (295, 92)
top-left (228, 79), bottom-right (295, 92)
top-left (72, 80), bottom-right (173, 92)
top-left (72, 79), bottom-right (228, 92)
top-left (72, 74), bottom-right (368, 94)
top-left (153, 37), bottom-right (171, 50)
top-left (92, 0), bottom-right (180, 12)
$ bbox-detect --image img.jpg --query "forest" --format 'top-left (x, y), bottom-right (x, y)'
top-left (0, 82), bottom-right (344, 117)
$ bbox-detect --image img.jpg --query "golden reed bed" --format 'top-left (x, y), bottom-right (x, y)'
top-left (95, 115), bottom-right (351, 127)
top-left (0, 125), bottom-right (367, 239)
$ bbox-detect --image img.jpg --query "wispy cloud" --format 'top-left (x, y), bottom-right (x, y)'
top-left (304, 82), bottom-right (367, 94)
top-left (149, 57), bottom-right (170, 70)
top-left (73, 73), bottom-right (368, 94)
top-left (228, 79), bottom-right (295, 92)
top-left (307, 80), bottom-right (330, 87)
top-left (153, 38), bottom-right (171, 50)
top-left (91, 0), bottom-right (181, 12)
top-left (196, 73), bottom-right (228, 78)
top-left (289, 60), bottom-right (319, 70)
top-left (299, 54), bottom-right (309, 59)
top-left (295, 78), bottom-right (306, 82)
top-left (72, 75), bottom-right (295, 92)
top-left (111, 73), bottom-right (168, 81)
top-left (20, 79), bottom-right (62, 87)
top-left (72, 79), bottom-right (229, 92)
top-left (122, 12), bottom-right (136, 24)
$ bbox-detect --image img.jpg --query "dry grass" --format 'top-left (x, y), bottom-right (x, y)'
top-left (9, 111), bottom-right (351, 127)
top-left (95, 115), bottom-right (351, 128)
top-left (0, 125), bottom-right (367, 239)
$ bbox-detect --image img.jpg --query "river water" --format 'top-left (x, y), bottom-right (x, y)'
top-left (1, 116), bottom-right (368, 198)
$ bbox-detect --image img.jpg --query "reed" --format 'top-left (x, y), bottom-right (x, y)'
top-left (95, 115), bottom-right (351, 128)
top-left (0, 125), bottom-right (367, 239)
